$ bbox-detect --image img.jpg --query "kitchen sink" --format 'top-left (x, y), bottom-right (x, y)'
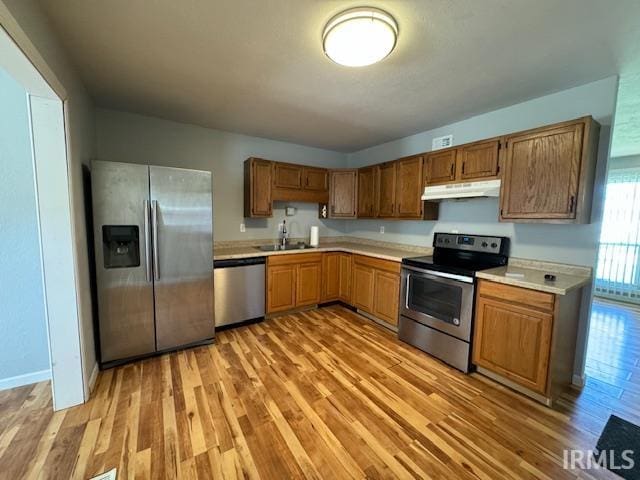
top-left (257, 243), bottom-right (313, 252)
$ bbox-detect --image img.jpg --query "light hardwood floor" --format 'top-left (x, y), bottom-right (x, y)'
top-left (1, 300), bottom-right (636, 479)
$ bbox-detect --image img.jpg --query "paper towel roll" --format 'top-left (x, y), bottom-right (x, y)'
top-left (310, 226), bottom-right (319, 247)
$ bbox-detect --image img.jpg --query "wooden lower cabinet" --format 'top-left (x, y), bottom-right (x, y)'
top-left (266, 253), bottom-right (322, 314)
top-left (472, 279), bottom-right (583, 405)
top-left (322, 252), bottom-right (352, 303)
top-left (352, 262), bottom-right (375, 313)
top-left (338, 253), bottom-right (352, 303)
top-left (297, 261), bottom-right (321, 306)
top-left (373, 270), bottom-right (400, 326)
top-left (473, 296), bottom-right (552, 394)
top-left (321, 252), bottom-right (340, 302)
top-left (269, 252), bottom-right (399, 327)
top-left (267, 264), bottom-right (296, 313)
top-left (352, 255), bottom-right (401, 326)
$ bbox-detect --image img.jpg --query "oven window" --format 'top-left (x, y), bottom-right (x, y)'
top-left (407, 274), bottom-right (462, 325)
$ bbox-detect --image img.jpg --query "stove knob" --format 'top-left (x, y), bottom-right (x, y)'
top-left (481, 241), bottom-right (488, 248)
top-left (444, 238), bottom-right (450, 244)
top-left (491, 242), bottom-right (498, 248)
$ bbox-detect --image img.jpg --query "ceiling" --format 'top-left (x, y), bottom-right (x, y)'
top-left (39, 0), bottom-right (640, 153)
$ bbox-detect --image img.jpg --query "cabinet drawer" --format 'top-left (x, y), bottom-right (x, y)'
top-left (268, 252), bottom-right (323, 266)
top-left (352, 254), bottom-right (401, 274)
top-left (478, 280), bottom-right (554, 312)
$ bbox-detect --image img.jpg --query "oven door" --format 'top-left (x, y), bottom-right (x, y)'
top-left (400, 265), bottom-right (475, 341)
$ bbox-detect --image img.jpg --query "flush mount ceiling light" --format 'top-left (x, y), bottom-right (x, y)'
top-left (322, 7), bottom-right (398, 67)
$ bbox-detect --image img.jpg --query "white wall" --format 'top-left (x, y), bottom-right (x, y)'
top-left (1, 0), bottom-right (97, 399)
top-left (0, 68), bottom-right (50, 389)
top-left (95, 108), bottom-right (349, 242)
top-left (347, 76), bottom-right (618, 268)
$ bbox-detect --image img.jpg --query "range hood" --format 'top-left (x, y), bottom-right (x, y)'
top-left (421, 179), bottom-right (501, 201)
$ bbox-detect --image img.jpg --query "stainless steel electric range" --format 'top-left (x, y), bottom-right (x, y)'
top-left (399, 233), bottom-right (509, 372)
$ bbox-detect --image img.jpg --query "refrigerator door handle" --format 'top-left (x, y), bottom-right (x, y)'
top-left (143, 200), bottom-right (152, 282)
top-left (152, 199), bottom-right (160, 280)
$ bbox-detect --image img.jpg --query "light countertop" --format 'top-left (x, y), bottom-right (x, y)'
top-left (214, 241), bottom-right (432, 263)
top-left (476, 259), bottom-right (592, 295)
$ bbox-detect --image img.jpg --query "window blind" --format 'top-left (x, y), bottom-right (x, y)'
top-left (595, 167), bottom-right (640, 303)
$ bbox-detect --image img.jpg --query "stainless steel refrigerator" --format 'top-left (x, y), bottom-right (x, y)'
top-left (91, 160), bottom-right (214, 367)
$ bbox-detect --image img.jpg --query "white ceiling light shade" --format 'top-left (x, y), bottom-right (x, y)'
top-left (322, 7), bottom-right (398, 67)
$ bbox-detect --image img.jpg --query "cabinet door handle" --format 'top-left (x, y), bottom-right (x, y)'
top-left (462, 162), bottom-right (466, 175)
top-left (569, 195), bottom-right (576, 213)
top-left (450, 163), bottom-right (455, 177)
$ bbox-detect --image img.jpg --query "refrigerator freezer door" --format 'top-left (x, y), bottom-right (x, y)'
top-left (150, 166), bottom-right (214, 350)
top-left (92, 161), bottom-right (156, 362)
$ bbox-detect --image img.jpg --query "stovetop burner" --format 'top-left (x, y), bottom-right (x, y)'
top-left (402, 233), bottom-right (509, 277)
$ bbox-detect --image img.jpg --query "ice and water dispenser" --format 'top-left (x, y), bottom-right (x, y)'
top-left (102, 225), bottom-right (140, 268)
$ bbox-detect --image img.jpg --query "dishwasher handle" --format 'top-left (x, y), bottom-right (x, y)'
top-left (213, 257), bottom-right (266, 269)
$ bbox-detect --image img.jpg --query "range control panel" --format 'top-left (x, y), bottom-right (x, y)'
top-left (433, 233), bottom-right (509, 255)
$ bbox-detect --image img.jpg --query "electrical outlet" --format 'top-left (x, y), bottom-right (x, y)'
top-left (380, 226), bottom-right (385, 234)
top-left (240, 223), bottom-right (245, 233)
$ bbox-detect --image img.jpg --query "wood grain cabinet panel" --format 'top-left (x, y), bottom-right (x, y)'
top-left (373, 270), bottom-right (400, 326)
top-left (500, 117), bottom-right (599, 223)
top-left (395, 156), bottom-right (424, 218)
top-left (329, 170), bottom-right (357, 218)
top-left (458, 140), bottom-right (500, 180)
top-left (377, 162), bottom-right (397, 218)
top-left (244, 158), bottom-right (273, 218)
top-left (425, 149), bottom-right (457, 185)
top-left (338, 253), bottom-right (352, 303)
top-left (473, 296), bottom-right (552, 394)
top-left (321, 252), bottom-right (340, 302)
top-left (357, 166), bottom-right (378, 218)
top-left (296, 261), bottom-right (322, 306)
top-left (273, 163), bottom-right (303, 189)
top-left (303, 167), bottom-right (328, 191)
top-left (267, 264), bottom-right (296, 313)
top-left (352, 263), bottom-right (375, 313)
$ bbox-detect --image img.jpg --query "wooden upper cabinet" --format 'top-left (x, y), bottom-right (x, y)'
top-left (303, 167), bottom-right (328, 191)
top-left (357, 166), bottom-right (378, 218)
top-left (244, 158), bottom-right (273, 218)
top-left (274, 162), bottom-right (303, 189)
top-left (377, 162), bottom-right (397, 218)
top-left (329, 170), bottom-right (357, 218)
top-left (458, 140), bottom-right (500, 180)
top-left (500, 117), bottom-right (598, 223)
top-left (396, 156), bottom-right (424, 219)
top-left (425, 149), bottom-right (457, 185)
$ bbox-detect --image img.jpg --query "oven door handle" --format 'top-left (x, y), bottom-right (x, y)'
top-left (401, 264), bottom-right (474, 284)
top-left (405, 273), bottom-right (411, 309)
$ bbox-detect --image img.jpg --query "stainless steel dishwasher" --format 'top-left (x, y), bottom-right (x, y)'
top-left (213, 256), bottom-right (265, 328)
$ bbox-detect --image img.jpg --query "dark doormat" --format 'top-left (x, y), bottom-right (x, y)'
top-left (595, 415), bottom-right (640, 479)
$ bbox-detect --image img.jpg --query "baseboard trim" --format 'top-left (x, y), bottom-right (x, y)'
top-left (0, 369), bottom-right (51, 391)
top-left (572, 374), bottom-right (585, 387)
top-left (88, 362), bottom-right (99, 395)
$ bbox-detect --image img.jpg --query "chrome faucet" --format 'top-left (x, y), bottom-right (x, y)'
top-left (280, 219), bottom-right (288, 248)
